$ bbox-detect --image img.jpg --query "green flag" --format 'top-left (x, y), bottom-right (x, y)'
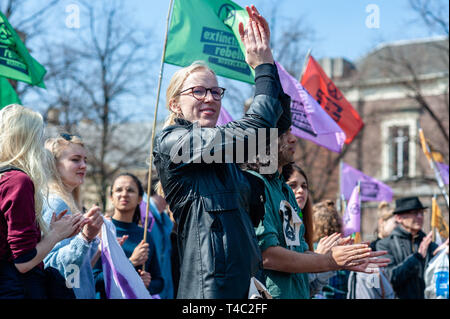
top-left (0, 11), bottom-right (46, 88)
top-left (165, 0), bottom-right (254, 84)
top-left (0, 76), bottom-right (20, 110)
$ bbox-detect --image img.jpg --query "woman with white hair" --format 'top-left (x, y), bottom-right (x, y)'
top-left (0, 104), bottom-right (83, 298)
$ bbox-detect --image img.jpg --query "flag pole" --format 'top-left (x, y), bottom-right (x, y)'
top-left (142, 0), bottom-right (174, 265)
top-left (432, 194), bottom-right (437, 242)
top-left (338, 159), bottom-right (343, 212)
top-left (418, 127), bottom-right (449, 209)
top-left (298, 49), bottom-right (311, 83)
top-left (355, 180), bottom-right (361, 243)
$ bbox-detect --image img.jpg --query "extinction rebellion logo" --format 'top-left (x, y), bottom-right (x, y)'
top-left (0, 19), bottom-right (27, 74)
top-left (199, 4), bottom-right (251, 76)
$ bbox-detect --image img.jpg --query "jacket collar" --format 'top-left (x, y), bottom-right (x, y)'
top-left (391, 224), bottom-right (425, 241)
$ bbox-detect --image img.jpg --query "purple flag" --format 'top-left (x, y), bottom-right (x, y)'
top-left (276, 61), bottom-right (346, 153)
top-left (341, 162), bottom-right (393, 202)
top-left (343, 185), bottom-right (361, 237)
top-left (100, 218), bottom-right (152, 299)
top-left (140, 197), bottom-right (155, 232)
top-left (436, 162), bottom-right (449, 185)
top-left (216, 106), bottom-right (233, 126)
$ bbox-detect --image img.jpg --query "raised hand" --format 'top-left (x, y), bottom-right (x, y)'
top-left (49, 209), bottom-right (85, 240)
top-left (418, 232), bottom-right (433, 258)
top-left (238, 5), bottom-right (274, 69)
top-left (315, 232), bottom-right (341, 254)
top-left (433, 238), bottom-right (449, 256)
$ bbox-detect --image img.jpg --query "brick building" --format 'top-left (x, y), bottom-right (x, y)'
top-left (294, 36), bottom-right (449, 241)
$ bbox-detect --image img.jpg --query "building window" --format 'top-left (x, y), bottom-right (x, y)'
top-left (388, 125), bottom-right (409, 178)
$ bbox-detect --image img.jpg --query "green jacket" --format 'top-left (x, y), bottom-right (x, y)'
top-left (250, 171), bottom-right (310, 299)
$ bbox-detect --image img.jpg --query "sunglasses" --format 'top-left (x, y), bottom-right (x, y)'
top-left (178, 86), bottom-right (226, 101)
top-left (60, 133), bottom-right (81, 141)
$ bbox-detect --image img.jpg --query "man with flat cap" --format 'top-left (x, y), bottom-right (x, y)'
top-left (376, 196), bottom-right (438, 299)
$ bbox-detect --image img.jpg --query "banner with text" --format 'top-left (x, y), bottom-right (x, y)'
top-left (165, 0), bottom-right (254, 84)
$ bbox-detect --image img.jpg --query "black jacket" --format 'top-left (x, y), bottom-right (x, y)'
top-left (153, 64), bottom-right (289, 299)
top-left (376, 225), bottom-right (438, 299)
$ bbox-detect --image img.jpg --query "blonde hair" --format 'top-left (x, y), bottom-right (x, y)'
top-left (0, 104), bottom-right (50, 233)
top-left (312, 200), bottom-right (343, 242)
top-left (155, 61), bottom-right (217, 198)
top-left (163, 60), bottom-right (217, 128)
top-left (377, 201), bottom-right (394, 221)
top-left (44, 135), bottom-right (85, 215)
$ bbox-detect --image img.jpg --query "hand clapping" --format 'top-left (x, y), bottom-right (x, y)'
top-left (238, 5), bottom-right (274, 69)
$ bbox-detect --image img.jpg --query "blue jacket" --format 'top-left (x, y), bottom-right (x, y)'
top-left (148, 198), bottom-right (174, 299)
top-left (42, 195), bottom-right (99, 299)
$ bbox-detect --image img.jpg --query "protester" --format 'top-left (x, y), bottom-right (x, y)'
top-left (370, 201), bottom-right (396, 251)
top-left (42, 134), bottom-right (103, 299)
top-left (310, 200), bottom-right (350, 299)
top-left (144, 174), bottom-right (174, 299)
top-left (93, 173), bottom-right (163, 298)
top-left (283, 163), bottom-right (314, 251)
top-left (283, 163), bottom-right (340, 297)
top-left (153, 5), bottom-right (291, 299)
top-left (0, 104), bottom-right (81, 298)
top-left (424, 238), bottom-right (449, 299)
top-left (245, 127), bottom-right (390, 299)
top-left (376, 196), bottom-right (438, 299)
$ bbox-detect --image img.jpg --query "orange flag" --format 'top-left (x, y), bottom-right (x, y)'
top-left (432, 197), bottom-right (449, 240)
top-left (301, 55), bottom-right (364, 144)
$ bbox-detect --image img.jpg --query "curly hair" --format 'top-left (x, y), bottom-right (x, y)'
top-left (312, 200), bottom-right (343, 242)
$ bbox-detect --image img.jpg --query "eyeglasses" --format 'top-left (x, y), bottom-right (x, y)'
top-left (178, 86), bottom-right (226, 101)
top-left (60, 133), bottom-right (80, 141)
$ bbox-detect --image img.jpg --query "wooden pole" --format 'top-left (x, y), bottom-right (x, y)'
top-left (298, 48), bottom-right (311, 83)
top-left (142, 0), bottom-right (174, 270)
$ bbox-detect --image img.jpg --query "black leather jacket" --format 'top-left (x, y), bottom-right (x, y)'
top-left (153, 64), bottom-right (289, 299)
top-left (376, 225), bottom-right (438, 299)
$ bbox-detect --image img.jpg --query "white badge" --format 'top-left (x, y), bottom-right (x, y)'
top-left (279, 200), bottom-right (302, 247)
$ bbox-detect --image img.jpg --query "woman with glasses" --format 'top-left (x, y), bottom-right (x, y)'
top-left (153, 6), bottom-right (291, 298)
top-left (41, 133), bottom-right (104, 299)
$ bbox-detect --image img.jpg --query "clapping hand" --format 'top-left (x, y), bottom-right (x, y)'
top-left (238, 5), bottom-right (273, 69)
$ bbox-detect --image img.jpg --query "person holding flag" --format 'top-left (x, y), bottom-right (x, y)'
top-left (93, 173), bottom-right (163, 299)
top-left (153, 5), bottom-right (292, 299)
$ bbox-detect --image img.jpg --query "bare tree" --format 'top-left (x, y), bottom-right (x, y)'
top-left (409, 0), bottom-right (449, 36)
top-left (1, 0), bottom-right (62, 97)
top-left (36, 0), bottom-right (157, 209)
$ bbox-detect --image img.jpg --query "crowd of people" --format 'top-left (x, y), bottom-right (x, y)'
top-left (0, 5), bottom-right (448, 300)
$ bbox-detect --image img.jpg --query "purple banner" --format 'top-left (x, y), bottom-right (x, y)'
top-left (100, 218), bottom-right (152, 299)
top-left (276, 61), bottom-right (346, 153)
top-left (436, 162), bottom-right (449, 185)
top-left (341, 162), bottom-right (393, 202)
top-left (216, 106), bottom-right (233, 126)
top-left (343, 185), bottom-right (360, 237)
top-left (140, 199), bottom-right (155, 232)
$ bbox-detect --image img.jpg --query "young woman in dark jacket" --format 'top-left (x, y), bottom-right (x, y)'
top-left (153, 6), bottom-right (289, 298)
